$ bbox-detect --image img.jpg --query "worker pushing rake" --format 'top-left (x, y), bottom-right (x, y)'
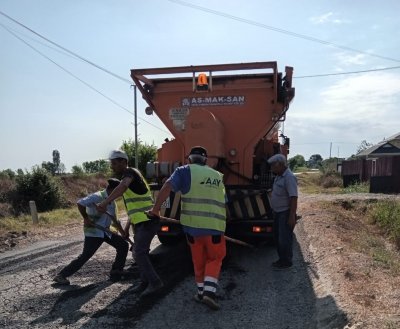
top-left (53, 178), bottom-right (130, 285)
top-left (148, 146), bottom-right (231, 311)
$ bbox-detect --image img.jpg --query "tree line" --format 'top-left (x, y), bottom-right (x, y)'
top-left (0, 139), bottom-right (157, 179)
top-left (0, 140), bottom-right (157, 215)
top-left (287, 140), bottom-right (373, 172)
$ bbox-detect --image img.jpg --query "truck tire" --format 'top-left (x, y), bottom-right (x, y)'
top-left (157, 234), bottom-right (183, 246)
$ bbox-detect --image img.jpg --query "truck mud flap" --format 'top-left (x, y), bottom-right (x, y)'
top-left (226, 187), bottom-right (272, 221)
top-left (151, 189), bottom-right (182, 219)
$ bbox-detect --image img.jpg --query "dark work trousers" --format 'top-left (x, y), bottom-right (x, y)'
top-left (60, 234), bottom-right (128, 278)
top-left (273, 210), bottom-right (293, 264)
top-left (134, 219), bottom-right (162, 286)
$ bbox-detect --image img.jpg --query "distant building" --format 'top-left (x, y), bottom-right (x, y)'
top-left (341, 132), bottom-right (400, 194)
top-left (355, 132), bottom-right (400, 159)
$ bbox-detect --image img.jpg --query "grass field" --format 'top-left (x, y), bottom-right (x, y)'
top-left (0, 198), bottom-right (127, 234)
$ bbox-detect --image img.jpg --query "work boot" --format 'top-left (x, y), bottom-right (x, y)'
top-left (271, 259), bottom-right (282, 267)
top-left (272, 261), bottom-right (292, 270)
top-left (140, 280), bottom-right (164, 298)
top-left (202, 292), bottom-right (220, 310)
top-left (53, 274), bottom-right (70, 285)
top-left (132, 281), bottom-right (149, 293)
top-left (193, 293), bottom-right (203, 303)
top-left (109, 269), bottom-right (132, 282)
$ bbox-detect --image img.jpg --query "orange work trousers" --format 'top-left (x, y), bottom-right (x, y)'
top-left (187, 235), bottom-right (226, 284)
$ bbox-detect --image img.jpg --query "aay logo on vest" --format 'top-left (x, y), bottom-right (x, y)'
top-left (200, 177), bottom-right (222, 188)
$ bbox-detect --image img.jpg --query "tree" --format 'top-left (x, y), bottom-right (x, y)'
top-left (307, 154), bottom-right (323, 168)
top-left (52, 150), bottom-right (60, 173)
top-left (71, 165), bottom-right (85, 176)
top-left (42, 149), bottom-right (65, 175)
top-left (41, 161), bottom-right (56, 175)
top-left (82, 159), bottom-right (110, 174)
top-left (120, 139), bottom-right (157, 175)
top-left (288, 154), bottom-right (306, 171)
top-left (357, 140), bottom-right (373, 154)
top-left (0, 169), bottom-right (16, 179)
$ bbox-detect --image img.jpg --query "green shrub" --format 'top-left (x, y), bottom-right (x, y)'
top-left (369, 200), bottom-right (400, 249)
top-left (342, 181), bottom-right (369, 193)
top-left (71, 165), bottom-right (85, 177)
top-left (12, 167), bottom-right (65, 214)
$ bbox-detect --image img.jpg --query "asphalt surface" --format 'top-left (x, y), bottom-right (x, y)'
top-left (0, 225), bottom-right (348, 329)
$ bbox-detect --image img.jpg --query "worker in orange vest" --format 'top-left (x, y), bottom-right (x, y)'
top-left (148, 146), bottom-right (226, 310)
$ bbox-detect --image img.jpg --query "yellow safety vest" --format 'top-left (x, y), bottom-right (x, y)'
top-left (180, 164), bottom-right (226, 232)
top-left (123, 176), bottom-right (153, 225)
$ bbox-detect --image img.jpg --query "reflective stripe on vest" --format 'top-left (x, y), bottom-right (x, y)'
top-left (123, 177), bottom-right (153, 225)
top-left (180, 164), bottom-right (226, 232)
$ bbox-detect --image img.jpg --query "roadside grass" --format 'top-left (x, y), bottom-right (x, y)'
top-left (328, 199), bottom-right (400, 275)
top-left (293, 166), bottom-right (311, 173)
top-left (341, 182), bottom-right (369, 194)
top-left (297, 172), bottom-right (342, 194)
top-left (0, 197), bottom-right (127, 235)
top-left (355, 231), bottom-right (400, 275)
top-left (0, 207), bottom-right (80, 234)
top-left (368, 199), bottom-right (400, 249)
top-left (298, 171), bottom-right (372, 195)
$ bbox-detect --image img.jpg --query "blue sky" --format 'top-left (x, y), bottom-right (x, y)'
top-left (1, 0), bottom-right (399, 171)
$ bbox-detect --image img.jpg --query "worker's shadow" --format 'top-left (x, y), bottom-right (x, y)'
top-left (30, 281), bottom-right (113, 326)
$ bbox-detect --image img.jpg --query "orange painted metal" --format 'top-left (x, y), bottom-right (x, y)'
top-left (131, 61), bottom-right (295, 185)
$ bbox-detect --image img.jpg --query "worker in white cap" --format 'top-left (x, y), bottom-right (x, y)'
top-left (267, 153), bottom-right (298, 270)
top-left (96, 150), bottom-right (163, 297)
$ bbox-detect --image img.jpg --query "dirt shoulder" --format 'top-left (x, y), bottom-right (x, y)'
top-left (298, 192), bottom-right (400, 329)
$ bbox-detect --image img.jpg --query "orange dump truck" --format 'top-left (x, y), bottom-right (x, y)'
top-left (131, 61), bottom-right (295, 244)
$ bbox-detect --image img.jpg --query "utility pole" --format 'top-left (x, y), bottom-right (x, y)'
top-left (329, 142), bottom-right (332, 158)
top-left (134, 85), bottom-right (139, 169)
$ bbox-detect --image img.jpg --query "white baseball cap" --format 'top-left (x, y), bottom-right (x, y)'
top-left (109, 150), bottom-right (128, 161)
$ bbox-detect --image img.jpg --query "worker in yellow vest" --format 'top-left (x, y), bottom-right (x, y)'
top-left (148, 146), bottom-right (226, 310)
top-left (97, 150), bottom-right (163, 297)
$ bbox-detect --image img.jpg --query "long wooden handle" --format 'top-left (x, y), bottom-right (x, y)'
top-left (90, 222), bottom-right (134, 246)
top-left (145, 211), bottom-right (256, 249)
top-left (90, 203), bottom-right (134, 246)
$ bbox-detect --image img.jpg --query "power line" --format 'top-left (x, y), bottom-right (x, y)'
top-left (2, 9), bottom-right (400, 85)
top-left (0, 23), bottom-right (172, 136)
top-left (3, 23), bottom-right (79, 60)
top-left (0, 10), bottom-right (132, 84)
top-left (294, 65), bottom-right (400, 78)
top-left (168, 0), bottom-right (400, 64)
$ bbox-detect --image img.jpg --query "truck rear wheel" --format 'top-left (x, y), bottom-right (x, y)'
top-left (157, 234), bottom-right (183, 246)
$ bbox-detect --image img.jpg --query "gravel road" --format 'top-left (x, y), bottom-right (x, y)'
top-left (0, 222), bottom-right (349, 329)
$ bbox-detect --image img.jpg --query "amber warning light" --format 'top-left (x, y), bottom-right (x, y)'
top-left (197, 73), bottom-right (208, 91)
